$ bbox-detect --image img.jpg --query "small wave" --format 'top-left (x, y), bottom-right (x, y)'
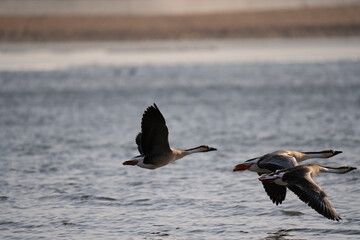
top-left (150, 231), bottom-right (170, 237)
top-left (38, 194), bottom-right (64, 201)
top-left (127, 181), bottom-right (144, 186)
top-left (269, 227), bottom-right (360, 238)
top-left (79, 195), bottom-right (117, 201)
top-left (62, 221), bottom-right (77, 226)
top-left (66, 182), bottom-right (78, 186)
top-left (0, 220), bottom-right (16, 226)
top-left (96, 196), bottom-right (117, 201)
top-left (0, 220), bottom-right (44, 229)
top-left (266, 229), bottom-right (292, 240)
top-left (311, 228), bottom-right (360, 235)
top-left (60, 220), bottom-right (89, 228)
top-left (39, 166), bottom-right (58, 173)
top-left (281, 210), bottom-right (304, 216)
top-left (189, 229), bottom-right (205, 234)
top-left (22, 169), bottom-right (37, 174)
top-left (135, 198), bottom-right (150, 202)
top-left (80, 195), bottom-right (91, 200)
top-left (0, 196), bottom-right (9, 201)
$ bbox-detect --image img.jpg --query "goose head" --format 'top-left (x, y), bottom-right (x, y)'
top-left (258, 171), bottom-right (284, 184)
top-left (185, 145), bottom-right (217, 153)
top-left (301, 150), bottom-right (343, 158)
top-left (198, 145), bottom-right (217, 152)
top-left (233, 157), bottom-right (259, 172)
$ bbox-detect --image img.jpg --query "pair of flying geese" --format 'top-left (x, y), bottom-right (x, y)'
top-left (123, 104), bottom-right (356, 221)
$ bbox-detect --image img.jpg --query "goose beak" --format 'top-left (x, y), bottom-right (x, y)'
top-left (208, 147), bottom-right (217, 152)
top-left (123, 160), bottom-right (138, 166)
top-left (333, 150), bottom-right (342, 156)
top-left (233, 163), bottom-right (253, 172)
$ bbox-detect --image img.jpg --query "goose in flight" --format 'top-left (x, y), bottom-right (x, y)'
top-left (258, 164), bottom-right (356, 221)
top-left (123, 104), bottom-right (216, 169)
top-left (233, 150), bottom-right (342, 205)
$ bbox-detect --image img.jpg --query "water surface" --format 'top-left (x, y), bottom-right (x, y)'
top-left (1, 39), bottom-right (360, 239)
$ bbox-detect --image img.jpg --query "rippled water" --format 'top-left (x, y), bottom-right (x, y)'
top-left (1, 40), bottom-right (360, 239)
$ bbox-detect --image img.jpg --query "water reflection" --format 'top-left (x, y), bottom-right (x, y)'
top-left (266, 229), bottom-right (293, 240)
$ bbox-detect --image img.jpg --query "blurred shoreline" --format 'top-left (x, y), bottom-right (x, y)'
top-left (2, 37), bottom-right (360, 71)
top-left (1, 5), bottom-right (360, 42)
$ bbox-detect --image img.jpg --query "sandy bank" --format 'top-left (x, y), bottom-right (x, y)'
top-left (1, 5), bottom-right (360, 42)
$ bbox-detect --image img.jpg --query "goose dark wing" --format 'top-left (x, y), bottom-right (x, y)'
top-left (256, 154), bottom-right (296, 206)
top-left (140, 104), bottom-right (170, 154)
top-left (259, 177), bottom-right (287, 205)
top-left (258, 154), bottom-right (297, 172)
top-left (287, 175), bottom-right (341, 221)
top-left (135, 132), bottom-right (143, 155)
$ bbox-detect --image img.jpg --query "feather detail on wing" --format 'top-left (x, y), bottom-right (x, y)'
top-left (262, 182), bottom-right (287, 205)
top-left (287, 176), bottom-right (341, 221)
top-left (140, 104), bottom-right (170, 154)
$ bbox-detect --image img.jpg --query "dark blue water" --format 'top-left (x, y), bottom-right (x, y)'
top-left (1, 52), bottom-right (360, 239)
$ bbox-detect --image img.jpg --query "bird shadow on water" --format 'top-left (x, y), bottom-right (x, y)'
top-left (265, 229), bottom-right (305, 240)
